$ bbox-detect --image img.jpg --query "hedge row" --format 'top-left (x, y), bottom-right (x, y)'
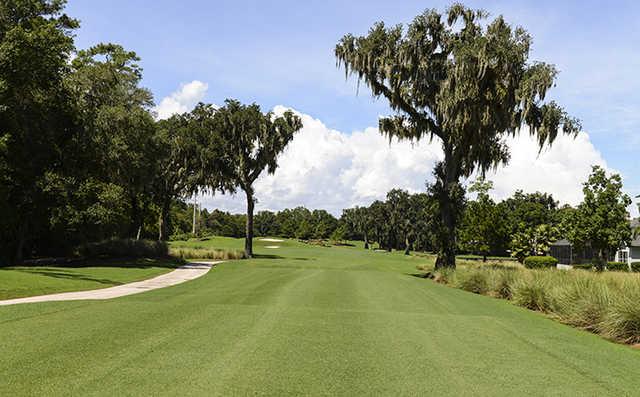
top-left (77, 239), bottom-right (168, 259)
top-left (523, 256), bottom-right (558, 269)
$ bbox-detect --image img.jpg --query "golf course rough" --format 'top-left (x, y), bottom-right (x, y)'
top-left (1, 237), bottom-right (640, 396)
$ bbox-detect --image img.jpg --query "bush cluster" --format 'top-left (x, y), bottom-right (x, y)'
top-left (572, 262), bottom-right (594, 270)
top-left (432, 263), bottom-right (640, 345)
top-left (632, 262), bottom-right (640, 273)
top-left (77, 239), bottom-right (168, 259)
top-left (523, 256), bottom-right (558, 269)
top-left (606, 262), bottom-right (629, 272)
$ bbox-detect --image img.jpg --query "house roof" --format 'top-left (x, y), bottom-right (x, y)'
top-left (551, 239), bottom-right (572, 246)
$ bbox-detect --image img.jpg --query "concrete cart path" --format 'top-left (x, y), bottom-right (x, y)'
top-left (0, 261), bottom-right (221, 306)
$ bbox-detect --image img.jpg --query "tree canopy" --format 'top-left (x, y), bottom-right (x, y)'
top-left (566, 166), bottom-right (632, 268)
top-left (208, 100), bottom-right (303, 257)
top-left (336, 3), bottom-right (579, 268)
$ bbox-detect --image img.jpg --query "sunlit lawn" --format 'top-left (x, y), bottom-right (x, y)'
top-left (1, 238), bottom-right (639, 396)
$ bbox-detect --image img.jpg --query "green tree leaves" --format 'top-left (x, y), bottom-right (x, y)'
top-left (336, 4), bottom-right (579, 268)
top-left (566, 166), bottom-right (632, 268)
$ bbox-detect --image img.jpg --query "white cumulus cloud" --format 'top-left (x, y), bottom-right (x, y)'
top-left (198, 107), bottom-right (613, 216)
top-left (486, 130), bottom-right (608, 206)
top-left (154, 80), bottom-right (209, 120)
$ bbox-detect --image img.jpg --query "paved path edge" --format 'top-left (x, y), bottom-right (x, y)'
top-left (0, 261), bottom-right (222, 306)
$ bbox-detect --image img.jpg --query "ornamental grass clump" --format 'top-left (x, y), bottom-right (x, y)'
top-left (457, 270), bottom-right (490, 295)
top-left (169, 248), bottom-right (246, 260)
top-left (601, 279), bottom-right (640, 344)
top-left (489, 267), bottom-right (520, 299)
top-left (429, 260), bottom-right (640, 345)
top-left (549, 275), bottom-right (612, 331)
top-left (512, 271), bottom-right (555, 312)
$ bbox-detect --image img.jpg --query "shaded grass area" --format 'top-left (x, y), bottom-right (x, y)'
top-left (0, 258), bottom-right (179, 300)
top-left (1, 239), bottom-right (640, 395)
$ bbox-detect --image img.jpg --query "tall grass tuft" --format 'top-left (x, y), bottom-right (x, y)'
top-left (601, 281), bottom-right (640, 344)
top-left (549, 276), bottom-right (612, 331)
top-left (457, 271), bottom-right (489, 294)
top-left (430, 261), bottom-right (640, 345)
top-left (512, 272), bottom-right (554, 312)
top-left (433, 268), bottom-right (456, 284)
top-left (489, 268), bottom-right (519, 299)
top-left (169, 247), bottom-right (246, 260)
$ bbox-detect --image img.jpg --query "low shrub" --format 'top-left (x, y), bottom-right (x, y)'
top-left (606, 262), bottom-right (629, 272)
top-left (457, 271), bottom-right (489, 294)
top-left (523, 256), bottom-right (558, 269)
top-left (631, 262), bottom-right (640, 273)
top-left (77, 239), bottom-right (168, 259)
top-left (572, 263), bottom-right (594, 271)
top-left (169, 247), bottom-right (246, 260)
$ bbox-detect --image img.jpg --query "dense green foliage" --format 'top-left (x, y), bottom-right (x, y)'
top-left (77, 239), bottom-right (168, 259)
top-left (565, 166), bottom-right (632, 269)
top-left (606, 262), bottom-right (629, 272)
top-left (336, 4), bottom-right (579, 268)
top-left (523, 256), bottom-right (558, 269)
top-left (341, 190), bottom-right (436, 253)
top-left (0, 1), bottom-right (300, 264)
top-left (171, 205), bottom-right (341, 241)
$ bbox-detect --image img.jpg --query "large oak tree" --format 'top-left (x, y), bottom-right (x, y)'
top-left (336, 4), bottom-right (579, 268)
top-left (210, 100), bottom-right (302, 258)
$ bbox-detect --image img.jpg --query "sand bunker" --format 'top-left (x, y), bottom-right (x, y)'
top-left (264, 245), bottom-right (280, 249)
top-left (259, 238), bottom-right (284, 242)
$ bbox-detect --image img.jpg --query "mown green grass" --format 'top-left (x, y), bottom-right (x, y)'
top-left (1, 238), bottom-right (640, 396)
top-left (0, 258), bottom-right (178, 300)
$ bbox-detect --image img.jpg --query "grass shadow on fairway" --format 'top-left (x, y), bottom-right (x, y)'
top-left (11, 268), bottom-right (129, 286)
top-left (253, 254), bottom-right (313, 261)
top-left (15, 257), bottom-right (181, 269)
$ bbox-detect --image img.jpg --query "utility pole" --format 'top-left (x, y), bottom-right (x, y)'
top-left (192, 196), bottom-right (197, 235)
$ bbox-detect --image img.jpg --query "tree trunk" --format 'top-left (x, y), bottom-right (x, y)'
top-left (158, 199), bottom-right (170, 241)
top-left (130, 195), bottom-right (142, 239)
top-left (364, 232), bottom-right (369, 250)
top-left (434, 151), bottom-right (459, 270)
top-left (14, 220), bottom-right (27, 264)
top-left (244, 190), bottom-right (255, 258)
top-left (404, 235), bottom-right (410, 255)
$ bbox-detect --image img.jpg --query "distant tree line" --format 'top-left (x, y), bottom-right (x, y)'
top-left (171, 204), bottom-right (341, 241)
top-left (169, 165), bottom-right (632, 268)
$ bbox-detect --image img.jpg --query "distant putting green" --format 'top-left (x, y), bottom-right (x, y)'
top-left (0, 258), bottom-right (177, 300)
top-left (1, 238), bottom-right (639, 395)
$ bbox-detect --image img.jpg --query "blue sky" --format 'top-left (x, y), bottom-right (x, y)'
top-left (66, 1), bottom-right (639, 213)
